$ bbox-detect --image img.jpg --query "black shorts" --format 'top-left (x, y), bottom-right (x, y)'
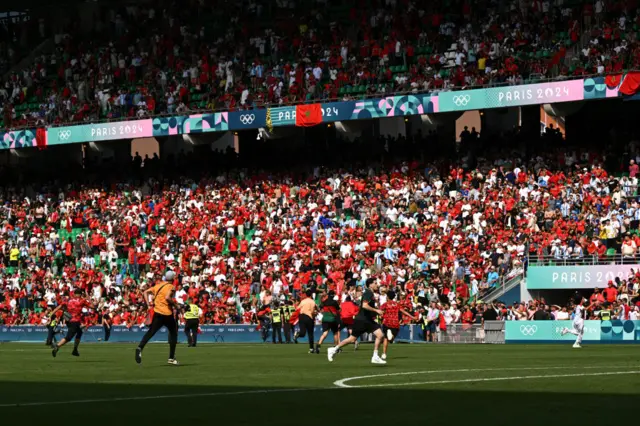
top-left (340, 321), bottom-right (353, 331)
top-left (351, 319), bottom-right (380, 338)
top-left (322, 321), bottom-right (339, 333)
top-left (383, 325), bottom-right (399, 339)
top-left (64, 321), bottom-right (83, 341)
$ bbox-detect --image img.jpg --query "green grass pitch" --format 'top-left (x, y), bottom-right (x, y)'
top-left (1, 343), bottom-right (639, 425)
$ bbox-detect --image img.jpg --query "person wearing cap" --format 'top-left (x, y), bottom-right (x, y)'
top-left (135, 271), bottom-right (179, 365)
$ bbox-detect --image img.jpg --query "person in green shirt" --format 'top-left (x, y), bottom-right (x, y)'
top-left (315, 290), bottom-right (340, 353)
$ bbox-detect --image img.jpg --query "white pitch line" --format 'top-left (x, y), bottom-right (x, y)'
top-left (0, 387), bottom-right (318, 408)
top-left (332, 365), bottom-right (634, 388)
top-left (334, 370), bottom-right (640, 388)
top-left (2, 365), bottom-right (638, 408)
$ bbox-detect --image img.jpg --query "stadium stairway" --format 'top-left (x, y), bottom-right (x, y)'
top-left (481, 270), bottom-right (525, 304)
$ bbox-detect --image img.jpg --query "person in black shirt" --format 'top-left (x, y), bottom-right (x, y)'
top-left (481, 303), bottom-right (499, 324)
top-left (533, 305), bottom-right (551, 321)
top-left (327, 279), bottom-right (386, 364)
top-left (101, 309), bottom-right (112, 342)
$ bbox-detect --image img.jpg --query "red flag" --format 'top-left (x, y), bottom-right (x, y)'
top-left (295, 104), bottom-right (322, 127)
top-left (36, 127), bottom-right (47, 150)
top-left (605, 73), bottom-right (622, 88)
top-left (619, 72), bottom-right (640, 96)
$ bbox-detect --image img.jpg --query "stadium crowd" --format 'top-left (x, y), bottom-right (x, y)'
top-left (1, 0), bottom-right (640, 129)
top-left (495, 282), bottom-right (640, 321)
top-left (2, 128), bottom-right (640, 330)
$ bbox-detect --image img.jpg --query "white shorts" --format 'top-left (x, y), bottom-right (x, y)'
top-left (573, 321), bottom-right (584, 333)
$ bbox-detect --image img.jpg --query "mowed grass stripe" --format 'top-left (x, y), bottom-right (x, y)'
top-left (1, 343), bottom-right (639, 426)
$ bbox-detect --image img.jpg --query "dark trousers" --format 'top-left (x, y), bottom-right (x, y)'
top-left (103, 325), bottom-right (111, 342)
top-left (260, 318), bottom-right (270, 342)
top-left (185, 319), bottom-right (199, 346)
top-left (46, 325), bottom-right (56, 346)
top-left (298, 314), bottom-right (315, 350)
top-left (272, 322), bottom-right (282, 343)
top-left (283, 322), bottom-right (292, 343)
top-left (139, 313), bottom-right (177, 359)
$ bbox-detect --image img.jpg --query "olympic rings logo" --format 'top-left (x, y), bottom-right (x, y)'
top-left (58, 130), bottom-right (72, 140)
top-left (240, 114), bottom-right (255, 125)
top-left (452, 94), bottom-right (471, 107)
top-left (520, 325), bottom-right (538, 336)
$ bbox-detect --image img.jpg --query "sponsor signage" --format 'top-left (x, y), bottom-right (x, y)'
top-left (228, 110), bottom-right (267, 129)
top-left (269, 106), bottom-right (297, 127)
top-left (48, 120), bottom-right (153, 145)
top-left (9, 76), bottom-right (631, 149)
top-left (526, 265), bottom-right (638, 289)
top-left (0, 324), bottom-right (411, 343)
top-left (506, 320), bottom-right (640, 343)
top-left (0, 129), bottom-right (38, 149)
top-left (438, 80), bottom-right (585, 112)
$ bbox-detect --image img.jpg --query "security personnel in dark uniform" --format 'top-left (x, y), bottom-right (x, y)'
top-left (184, 300), bottom-right (202, 347)
top-left (257, 305), bottom-right (271, 342)
top-left (271, 301), bottom-right (283, 344)
top-left (282, 300), bottom-right (293, 343)
top-left (45, 310), bottom-right (59, 346)
top-left (418, 306), bottom-right (429, 341)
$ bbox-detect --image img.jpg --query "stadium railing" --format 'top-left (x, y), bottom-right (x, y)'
top-left (528, 254), bottom-right (635, 266)
top-left (479, 269), bottom-right (526, 303)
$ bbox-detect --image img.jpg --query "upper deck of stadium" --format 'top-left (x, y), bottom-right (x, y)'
top-left (0, 0), bottom-right (638, 131)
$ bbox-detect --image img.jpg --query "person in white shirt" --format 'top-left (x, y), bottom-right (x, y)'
top-left (561, 296), bottom-right (587, 348)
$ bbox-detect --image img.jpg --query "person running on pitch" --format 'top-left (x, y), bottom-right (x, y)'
top-left (380, 290), bottom-right (414, 360)
top-left (328, 279), bottom-right (386, 364)
top-left (135, 271), bottom-right (180, 365)
top-left (315, 290), bottom-right (340, 353)
top-left (294, 290), bottom-right (318, 353)
top-left (561, 295), bottom-right (589, 348)
top-left (51, 289), bottom-right (92, 358)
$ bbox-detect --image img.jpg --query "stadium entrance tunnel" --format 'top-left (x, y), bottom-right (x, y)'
top-left (543, 101), bottom-right (584, 117)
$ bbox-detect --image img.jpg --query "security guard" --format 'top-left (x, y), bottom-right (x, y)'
top-left (417, 306), bottom-right (429, 341)
top-left (271, 301), bottom-right (283, 344)
top-left (600, 304), bottom-right (612, 321)
top-left (184, 299), bottom-right (202, 347)
top-left (282, 300), bottom-right (293, 343)
top-left (45, 310), bottom-right (59, 347)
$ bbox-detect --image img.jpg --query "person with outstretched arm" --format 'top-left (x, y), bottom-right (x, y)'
top-left (135, 271), bottom-right (179, 365)
top-left (328, 279), bottom-right (387, 364)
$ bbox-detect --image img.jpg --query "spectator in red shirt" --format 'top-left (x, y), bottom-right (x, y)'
top-left (603, 282), bottom-right (618, 303)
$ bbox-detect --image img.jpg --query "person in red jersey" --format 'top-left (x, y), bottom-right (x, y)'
top-left (339, 287), bottom-right (361, 349)
top-left (50, 288), bottom-right (93, 358)
top-left (380, 290), bottom-right (414, 360)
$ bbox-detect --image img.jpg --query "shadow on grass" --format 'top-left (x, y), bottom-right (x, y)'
top-left (0, 381), bottom-right (636, 426)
